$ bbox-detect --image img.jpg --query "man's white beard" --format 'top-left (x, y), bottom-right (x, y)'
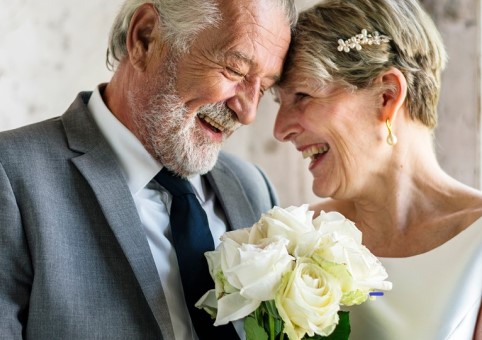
top-left (129, 59), bottom-right (240, 178)
top-left (144, 94), bottom-right (223, 178)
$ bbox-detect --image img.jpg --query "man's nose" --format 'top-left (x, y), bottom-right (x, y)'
top-left (227, 79), bottom-right (262, 125)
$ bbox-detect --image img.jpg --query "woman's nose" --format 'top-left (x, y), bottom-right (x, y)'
top-left (273, 103), bottom-right (301, 142)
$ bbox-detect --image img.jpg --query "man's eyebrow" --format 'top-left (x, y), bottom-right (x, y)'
top-left (228, 51), bottom-right (253, 65)
top-left (227, 51), bottom-right (281, 83)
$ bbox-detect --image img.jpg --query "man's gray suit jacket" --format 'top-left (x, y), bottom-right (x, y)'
top-left (0, 92), bottom-right (278, 339)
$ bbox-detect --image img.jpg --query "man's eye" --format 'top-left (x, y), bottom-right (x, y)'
top-left (227, 67), bottom-right (245, 78)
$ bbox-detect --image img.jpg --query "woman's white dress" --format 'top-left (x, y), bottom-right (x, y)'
top-left (347, 218), bottom-right (482, 339)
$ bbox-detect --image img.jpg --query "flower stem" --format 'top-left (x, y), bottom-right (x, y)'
top-left (269, 313), bottom-right (275, 340)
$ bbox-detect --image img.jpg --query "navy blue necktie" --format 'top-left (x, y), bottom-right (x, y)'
top-left (154, 167), bottom-right (239, 339)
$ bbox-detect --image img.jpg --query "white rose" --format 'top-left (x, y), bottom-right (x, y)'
top-left (220, 236), bottom-right (294, 301)
top-left (204, 234), bottom-right (293, 325)
top-left (221, 227), bottom-right (251, 245)
top-left (213, 291), bottom-right (262, 326)
top-left (313, 210), bottom-right (362, 243)
top-left (195, 289), bottom-right (219, 320)
top-left (195, 250), bottom-right (239, 319)
top-left (275, 258), bottom-right (342, 340)
top-left (205, 250), bottom-right (238, 299)
top-left (196, 288), bottom-right (263, 326)
top-left (311, 211), bottom-right (392, 305)
top-left (249, 205), bottom-right (315, 253)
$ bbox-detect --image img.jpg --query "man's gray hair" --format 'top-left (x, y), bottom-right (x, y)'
top-left (106, 0), bottom-right (297, 70)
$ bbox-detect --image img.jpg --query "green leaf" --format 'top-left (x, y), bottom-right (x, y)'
top-left (245, 315), bottom-right (269, 340)
top-left (245, 307), bottom-right (350, 340)
top-left (264, 300), bottom-right (281, 319)
top-left (323, 311), bottom-right (351, 340)
top-left (305, 311), bottom-right (351, 340)
top-left (262, 301), bottom-right (283, 337)
top-left (273, 317), bottom-right (283, 336)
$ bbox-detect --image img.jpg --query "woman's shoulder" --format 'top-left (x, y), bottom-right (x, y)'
top-left (451, 186), bottom-right (482, 233)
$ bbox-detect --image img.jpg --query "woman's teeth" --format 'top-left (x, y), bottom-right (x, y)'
top-left (198, 113), bottom-right (224, 132)
top-left (302, 144), bottom-right (330, 160)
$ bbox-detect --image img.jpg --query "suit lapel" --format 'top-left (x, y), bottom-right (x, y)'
top-left (206, 156), bottom-right (257, 230)
top-left (61, 93), bottom-right (175, 339)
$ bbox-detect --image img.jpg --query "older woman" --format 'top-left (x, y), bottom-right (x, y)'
top-left (274, 0), bottom-right (482, 338)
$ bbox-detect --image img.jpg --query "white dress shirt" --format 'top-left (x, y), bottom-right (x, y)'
top-left (87, 85), bottom-right (231, 340)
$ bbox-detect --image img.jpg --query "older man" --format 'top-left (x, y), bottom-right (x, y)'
top-left (0, 0), bottom-right (295, 339)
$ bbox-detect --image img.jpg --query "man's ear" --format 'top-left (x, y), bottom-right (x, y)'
top-left (376, 68), bottom-right (408, 122)
top-left (126, 4), bottom-right (161, 71)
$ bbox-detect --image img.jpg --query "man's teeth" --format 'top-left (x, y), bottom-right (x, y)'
top-left (302, 144), bottom-right (329, 160)
top-left (199, 113), bottom-right (224, 132)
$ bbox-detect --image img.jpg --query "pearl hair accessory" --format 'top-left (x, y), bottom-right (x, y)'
top-left (337, 29), bottom-right (391, 53)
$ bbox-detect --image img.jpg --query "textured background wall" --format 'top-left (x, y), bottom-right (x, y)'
top-left (0, 0), bottom-right (480, 207)
top-left (0, 0), bottom-right (118, 128)
top-left (419, 0), bottom-right (481, 189)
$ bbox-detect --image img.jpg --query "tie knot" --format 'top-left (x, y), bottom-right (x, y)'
top-left (154, 167), bottom-right (195, 196)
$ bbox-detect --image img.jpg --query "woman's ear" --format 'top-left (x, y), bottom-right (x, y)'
top-left (376, 68), bottom-right (408, 122)
top-left (126, 4), bottom-right (161, 71)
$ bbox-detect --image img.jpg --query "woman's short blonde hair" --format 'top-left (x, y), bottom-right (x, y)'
top-left (282, 0), bottom-right (447, 128)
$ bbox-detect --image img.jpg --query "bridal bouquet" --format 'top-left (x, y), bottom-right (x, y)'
top-left (195, 205), bottom-right (392, 340)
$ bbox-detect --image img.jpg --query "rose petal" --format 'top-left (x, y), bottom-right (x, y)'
top-left (214, 292), bottom-right (261, 326)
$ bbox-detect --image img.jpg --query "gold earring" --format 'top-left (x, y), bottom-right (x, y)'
top-left (386, 119), bottom-right (397, 145)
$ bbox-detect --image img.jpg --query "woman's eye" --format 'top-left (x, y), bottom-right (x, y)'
top-left (295, 92), bottom-right (309, 102)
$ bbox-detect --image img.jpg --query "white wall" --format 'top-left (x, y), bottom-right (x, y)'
top-left (0, 0), bottom-right (480, 207)
top-left (0, 0), bottom-right (119, 129)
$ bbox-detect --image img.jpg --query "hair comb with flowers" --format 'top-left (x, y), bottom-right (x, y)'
top-left (337, 29), bottom-right (391, 53)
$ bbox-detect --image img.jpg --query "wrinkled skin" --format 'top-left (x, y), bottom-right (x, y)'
top-left (104, 1), bottom-right (291, 177)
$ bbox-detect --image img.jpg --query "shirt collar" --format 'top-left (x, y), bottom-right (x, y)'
top-left (87, 85), bottom-right (205, 201)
